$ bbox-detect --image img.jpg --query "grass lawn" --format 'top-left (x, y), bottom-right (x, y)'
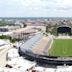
top-left (49, 39), bottom-right (72, 56)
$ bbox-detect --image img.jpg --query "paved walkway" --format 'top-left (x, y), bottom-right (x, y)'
top-left (0, 47), bottom-right (11, 67)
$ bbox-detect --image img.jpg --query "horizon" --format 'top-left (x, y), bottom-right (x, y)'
top-left (1, 16), bottom-right (72, 18)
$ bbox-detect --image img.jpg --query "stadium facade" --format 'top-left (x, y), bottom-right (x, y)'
top-left (18, 31), bottom-right (72, 66)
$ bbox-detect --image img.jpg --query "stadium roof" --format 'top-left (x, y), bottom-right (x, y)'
top-left (20, 32), bottom-right (43, 52)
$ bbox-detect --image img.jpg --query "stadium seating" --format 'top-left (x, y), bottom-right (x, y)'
top-left (20, 32), bottom-right (43, 53)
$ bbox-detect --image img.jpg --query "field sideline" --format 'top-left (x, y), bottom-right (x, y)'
top-left (49, 39), bottom-right (72, 56)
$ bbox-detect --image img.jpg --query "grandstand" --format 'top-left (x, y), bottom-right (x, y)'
top-left (19, 32), bottom-right (53, 56)
top-left (19, 26), bottom-right (72, 65)
top-left (32, 36), bottom-right (49, 55)
top-left (43, 35), bottom-right (53, 55)
top-left (20, 32), bottom-right (43, 53)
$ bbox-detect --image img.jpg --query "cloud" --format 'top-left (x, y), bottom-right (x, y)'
top-left (1, 0), bottom-right (72, 11)
top-left (21, 0), bottom-right (72, 11)
top-left (21, 0), bottom-right (42, 10)
top-left (0, 0), bottom-right (72, 17)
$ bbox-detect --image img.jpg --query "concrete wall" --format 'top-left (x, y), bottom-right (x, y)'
top-left (0, 46), bottom-right (10, 67)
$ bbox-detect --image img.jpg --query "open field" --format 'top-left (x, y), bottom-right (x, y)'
top-left (49, 39), bottom-right (72, 56)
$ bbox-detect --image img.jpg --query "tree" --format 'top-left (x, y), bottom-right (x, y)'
top-left (23, 22), bottom-right (27, 27)
top-left (46, 25), bottom-right (48, 33)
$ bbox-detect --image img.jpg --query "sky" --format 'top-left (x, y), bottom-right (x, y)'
top-left (0, 0), bottom-right (72, 17)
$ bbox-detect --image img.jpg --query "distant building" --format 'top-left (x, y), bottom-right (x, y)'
top-left (57, 25), bottom-right (71, 36)
top-left (0, 26), bottom-right (20, 32)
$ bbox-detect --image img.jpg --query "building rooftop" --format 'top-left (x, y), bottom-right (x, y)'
top-left (0, 39), bottom-right (7, 46)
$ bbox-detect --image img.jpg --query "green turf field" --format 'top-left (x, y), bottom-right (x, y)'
top-left (49, 39), bottom-right (72, 56)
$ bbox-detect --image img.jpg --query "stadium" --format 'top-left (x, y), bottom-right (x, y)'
top-left (18, 25), bottom-right (72, 66)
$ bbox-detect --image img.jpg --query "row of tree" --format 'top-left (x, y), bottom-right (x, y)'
top-left (46, 24), bottom-right (58, 36)
top-left (0, 35), bottom-right (20, 43)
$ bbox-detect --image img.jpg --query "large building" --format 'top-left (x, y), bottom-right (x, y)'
top-left (57, 25), bottom-right (71, 36)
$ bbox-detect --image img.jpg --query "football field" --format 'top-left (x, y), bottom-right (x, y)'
top-left (49, 39), bottom-right (72, 56)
